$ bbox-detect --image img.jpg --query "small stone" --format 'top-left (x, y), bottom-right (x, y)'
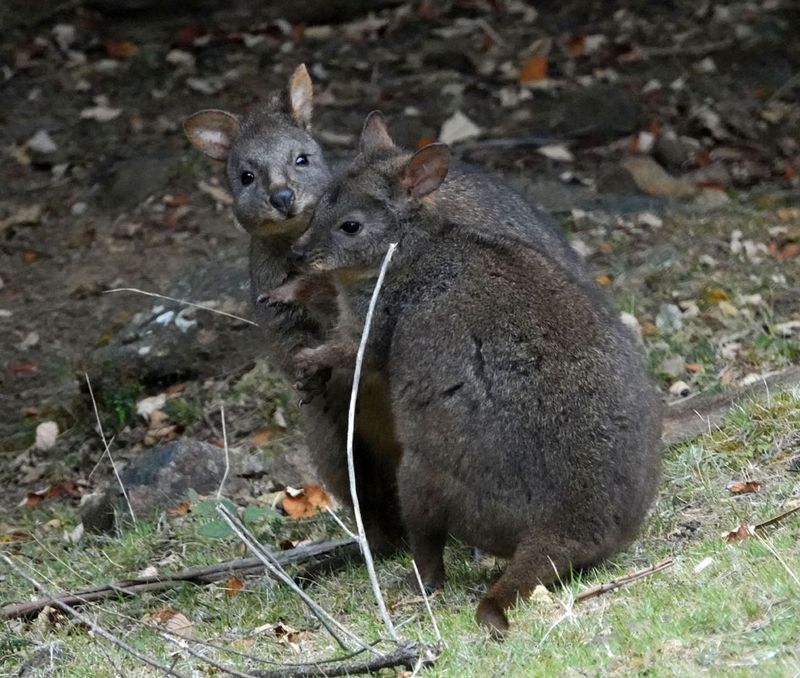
top-left (669, 381), bottom-right (691, 397)
top-left (656, 304), bottom-right (683, 333)
top-left (71, 201), bottom-right (87, 216)
top-left (35, 421), bottom-right (59, 450)
top-left (619, 312), bottom-right (642, 339)
top-left (26, 130), bottom-right (58, 154)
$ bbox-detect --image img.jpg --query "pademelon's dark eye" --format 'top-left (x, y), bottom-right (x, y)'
top-left (339, 220), bottom-right (361, 235)
top-left (295, 154), bottom-right (309, 166)
top-left (241, 171), bottom-right (255, 186)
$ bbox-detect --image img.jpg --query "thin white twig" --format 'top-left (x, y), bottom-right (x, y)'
top-left (84, 373), bottom-right (135, 522)
top-left (216, 405), bottom-right (230, 500)
top-left (325, 506), bottom-right (358, 540)
top-left (753, 532), bottom-right (800, 587)
top-left (1, 555), bottom-right (188, 678)
top-left (214, 504), bottom-right (379, 656)
top-left (103, 287), bottom-right (258, 326)
top-left (411, 560), bottom-right (443, 645)
top-left (346, 242), bottom-right (399, 642)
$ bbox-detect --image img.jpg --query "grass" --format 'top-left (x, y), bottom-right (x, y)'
top-left (3, 388), bottom-right (800, 677)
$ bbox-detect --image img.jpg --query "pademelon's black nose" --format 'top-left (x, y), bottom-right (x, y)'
top-left (269, 187), bottom-right (295, 215)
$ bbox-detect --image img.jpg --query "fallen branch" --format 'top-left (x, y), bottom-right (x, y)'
top-left (662, 365), bottom-right (800, 446)
top-left (574, 558), bottom-right (674, 603)
top-left (1, 555), bottom-right (189, 678)
top-left (2, 539), bottom-right (356, 620)
top-left (215, 504), bottom-right (373, 655)
top-left (251, 641), bottom-right (438, 678)
top-left (755, 505), bottom-right (800, 532)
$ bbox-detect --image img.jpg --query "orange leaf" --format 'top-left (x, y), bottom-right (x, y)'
top-left (563, 34), bottom-right (585, 58)
top-left (105, 39), bottom-right (139, 58)
top-left (641, 321), bottom-right (657, 336)
top-left (685, 363), bottom-right (704, 373)
top-left (22, 251), bottom-right (37, 263)
top-left (725, 523), bottom-right (753, 543)
top-left (208, 437), bottom-right (225, 448)
top-left (282, 484), bottom-right (332, 519)
top-left (23, 493), bottom-right (43, 508)
top-left (416, 136), bottom-right (436, 149)
top-left (10, 362), bottom-right (38, 373)
top-left (727, 480), bottom-right (763, 495)
top-left (224, 576), bottom-right (244, 596)
top-left (248, 425), bottom-right (274, 447)
top-left (168, 500), bottom-right (192, 515)
top-left (595, 274), bottom-right (612, 286)
top-left (518, 55), bottom-right (548, 82)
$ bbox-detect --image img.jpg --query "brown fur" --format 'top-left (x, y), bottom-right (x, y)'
top-left (291, 125), bottom-right (664, 637)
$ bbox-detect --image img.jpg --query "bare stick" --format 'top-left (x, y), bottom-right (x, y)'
top-left (215, 504), bottom-right (377, 656)
top-left (2, 539), bottom-right (356, 620)
top-left (752, 532), bottom-right (800, 588)
top-left (325, 507), bottom-right (358, 540)
top-left (346, 242), bottom-right (399, 641)
top-left (251, 641), bottom-right (431, 678)
top-left (103, 287), bottom-right (258, 326)
top-left (1, 555), bottom-right (189, 678)
top-left (84, 373), bottom-right (135, 522)
top-left (410, 560), bottom-right (442, 645)
top-left (574, 559), bottom-right (673, 603)
top-left (755, 505), bottom-right (800, 531)
top-left (216, 405), bottom-right (230, 499)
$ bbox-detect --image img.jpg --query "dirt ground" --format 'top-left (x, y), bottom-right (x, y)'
top-left (1, 0), bottom-right (799, 507)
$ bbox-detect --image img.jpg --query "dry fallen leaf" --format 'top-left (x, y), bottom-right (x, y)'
top-left (282, 484), bottom-right (332, 519)
top-left (145, 608), bottom-right (194, 639)
top-left (727, 480), bottom-right (763, 495)
top-left (224, 576), bottom-right (244, 596)
top-left (168, 500), bottom-right (191, 516)
top-left (725, 522), bottom-right (754, 543)
top-left (518, 55), bottom-right (548, 82)
top-left (105, 39), bottom-right (139, 58)
top-left (439, 111), bottom-right (482, 145)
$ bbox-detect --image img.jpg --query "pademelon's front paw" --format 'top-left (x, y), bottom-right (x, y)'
top-left (256, 284), bottom-right (297, 308)
top-left (293, 347), bottom-right (333, 403)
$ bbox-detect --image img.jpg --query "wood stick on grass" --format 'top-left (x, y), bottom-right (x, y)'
top-left (84, 373), bottom-right (135, 522)
top-left (345, 242), bottom-right (399, 642)
top-left (215, 504), bottom-right (376, 656)
top-left (216, 404), bottom-right (230, 499)
top-left (574, 558), bottom-right (674, 603)
top-left (251, 641), bottom-right (431, 678)
top-left (103, 287), bottom-right (258, 326)
top-left (1, 554), bottom-right (189, 678)
top-left (411, 560), bottom-right (443, 645)
top-left (2, 539), bottom-right (356, 620)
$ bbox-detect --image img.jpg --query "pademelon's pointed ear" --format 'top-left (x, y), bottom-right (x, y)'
top-left (288, 64), bottom-right (313, 129)
top-left (358, 111), bottom-right (396, 155)
top-left (183, 109), bottom-right (240, 161)
top-left (401, 143), bottom-right (450, 200)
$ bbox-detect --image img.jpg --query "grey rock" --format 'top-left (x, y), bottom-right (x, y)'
top-left (596, 164), bottom-right (642, 195)
top-left (555, 85), bottom-right (643, 141)
top-left (654, 135), bottom-right (694, 171)
top-left (86, 250), bottom-right (261, 395)
top-left (99, 156), bottom-right (175, 210)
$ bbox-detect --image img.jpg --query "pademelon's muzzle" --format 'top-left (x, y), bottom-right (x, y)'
top-left (269, 187), bottom-right (295, 216)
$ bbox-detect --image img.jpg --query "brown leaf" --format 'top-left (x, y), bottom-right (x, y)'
top-left (725, 523), bottom-right (754, 543)
top-left (23, 493), bottom-right (43, 508)
top-left (208, 437), bottom-right (225, 448)
top-left (145, 608), bottom-right (193, 639)
top-left (168, 500), bottom-right (192, 515)
top-left (727, 480), bottom-right (763, 495)
top-left (224, 576), bottom-right (244, 596)
top-left (22, 251), bottom-right (37, 264)
top-left (105, 39), bottom-right (139, 57)
top-left (248, 425), bottom-right (274, 447)
top-left (282, 484), bottom-right (332, 519)
top-left (705, 287), bottom-right (729, 305)
top-left (595, 274), bottom-right (612, 286)
top-left (685, 363), bottom-right (704, 373)
top-left (0, 530), bottom-right (32, 543)
top-left (518, 55), bottom-right (548, 82)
